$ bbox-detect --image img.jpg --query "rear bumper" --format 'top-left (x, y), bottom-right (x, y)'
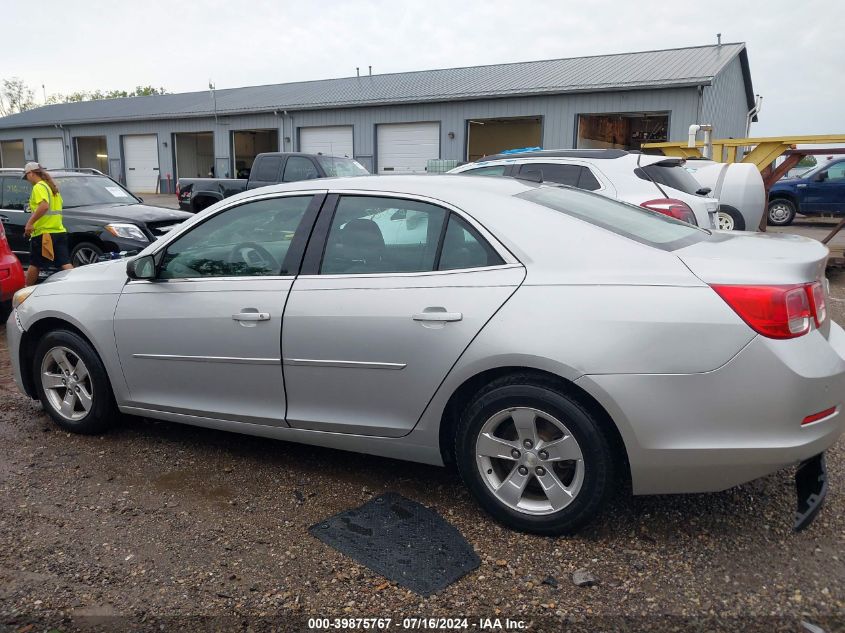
top-left (0, 255), bottom-right (25, 302)
top-left (577, 321), bottom-right (845, 495)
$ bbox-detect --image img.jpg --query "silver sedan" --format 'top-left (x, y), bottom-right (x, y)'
top-left (7, 176), bottom-right (845, 534)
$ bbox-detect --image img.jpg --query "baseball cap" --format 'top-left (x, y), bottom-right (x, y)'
top-left (21, 162), bottom-right (42, 179)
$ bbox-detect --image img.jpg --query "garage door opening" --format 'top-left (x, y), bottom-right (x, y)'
top-left (75, 136), bottom-right (109, 173)
top-left (0, 140), bottom-right (25, 168)
top-left (173, 132), bottom-right (214, 180)
top-left (466, 116), bottom-right (542, 161)
top-left (577, 112), bottom-right (669, 150)
top-left (232, 130), bottom-right (278, 178)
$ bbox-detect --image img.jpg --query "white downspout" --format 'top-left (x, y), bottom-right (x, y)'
top-left (688, 124), bottom-right (713, 159)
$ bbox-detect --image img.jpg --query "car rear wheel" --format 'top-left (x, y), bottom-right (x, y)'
top-left (717, 206), bottom-right (745, 231)
top-left (33, 330), bottom-right (116, 434)
top-left (71, 242), bottom-right (103, 267)
top-left (455, 375), bottom-right (614, 535)
top-left (768, 199), bottom-right (796, 226)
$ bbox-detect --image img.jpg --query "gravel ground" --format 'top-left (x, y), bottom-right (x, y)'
top-left (1, 269), bottom-right (844, 633)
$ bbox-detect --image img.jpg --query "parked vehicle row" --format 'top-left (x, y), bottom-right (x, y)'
top-left (0, 168), bottom-right (191, 270)
top-left (8, 175), bottom-right (842, 535)
top-left (448, 149), bottom-right (721, 228)
top-left (177, 152), bottom-right (369, 213)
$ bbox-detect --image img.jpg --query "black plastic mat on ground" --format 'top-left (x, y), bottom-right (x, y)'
top-left (309, 492), bottom-right (480, 596)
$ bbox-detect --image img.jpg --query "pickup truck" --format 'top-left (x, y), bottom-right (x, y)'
top-left (767, 157), bottom-right (845, 226)
top-left (176, 152), bottom-right (369, 212)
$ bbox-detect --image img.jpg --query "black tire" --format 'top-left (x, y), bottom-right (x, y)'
top-left (454, 374), bottom-right (614, 535)
top-left (767, 198), bottom-right (796, 226)
top-left (717, 206), bottom-right (745, 231)
top-left (32, 329), bottom-right (117, 434)
top-left (0, 300), bottom-right (11, 323)
top-left (70, 241), bottom-right (104, 267)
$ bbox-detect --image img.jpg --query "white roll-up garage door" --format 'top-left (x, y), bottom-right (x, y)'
top-left (299, 126), bottom-right (354, 158)
top-left (35, 138), bottom-right (65, 169)
top-left (377, 122), bottom-right (440, 174)
top-left (123, 135), bottom-right (160, 193)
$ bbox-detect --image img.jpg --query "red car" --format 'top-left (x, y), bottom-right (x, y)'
top-left (0, 221), bottom-right (25, 321)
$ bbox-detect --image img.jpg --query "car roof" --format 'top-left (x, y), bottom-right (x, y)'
top-left (0, 168), bottom-right (104, 178)
top-left (475, 149), bottom-right (633, 161)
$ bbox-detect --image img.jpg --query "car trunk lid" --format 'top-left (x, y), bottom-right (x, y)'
top-left (676, 231), bottom-right (831, 338)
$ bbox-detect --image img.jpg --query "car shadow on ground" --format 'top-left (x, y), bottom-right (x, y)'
top-left (104, 411), bottom-right (802, 542)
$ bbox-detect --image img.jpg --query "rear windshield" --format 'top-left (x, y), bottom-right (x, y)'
top-left (635, 161), bottom-right (703, 195)
top-left (315, 156), bottom-right (369, 177)
top-left (516, 186), bottom-right (706, 251)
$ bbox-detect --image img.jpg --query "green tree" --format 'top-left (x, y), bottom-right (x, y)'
top-left (0, 77), bottom-right (36, 116)
top-left (45, 85), bottom-right (168, 104)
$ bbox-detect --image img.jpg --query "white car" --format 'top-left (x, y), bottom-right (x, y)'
top-left (682, 159), bottom-right (766, 231)
top-left (449, 149), bottom-right (719, 228)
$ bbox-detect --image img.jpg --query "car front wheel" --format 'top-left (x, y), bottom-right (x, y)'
top-left (33, 330), bottom-right (116, 434)
top-left (768, 199), bottom-right (796, 226)
top-left (71, 242), bottom-right (104, 267)
top-left (455, 375), bottom-right (614, 535)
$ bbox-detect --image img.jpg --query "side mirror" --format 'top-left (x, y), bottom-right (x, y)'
top-left (814, 172), bottom-right (828, 182)
top-left (127, 254), bottom-right (156, 280)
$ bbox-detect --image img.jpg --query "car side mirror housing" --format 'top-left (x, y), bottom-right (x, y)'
top-left (127, 254), bottom-right (156, 280)
top-left (814, 172), bottom-right (827, 182)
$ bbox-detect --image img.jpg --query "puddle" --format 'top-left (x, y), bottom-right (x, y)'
top-left (152, 470), bottom-right (235, 504)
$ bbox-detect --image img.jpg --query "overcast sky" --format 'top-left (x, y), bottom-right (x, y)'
top-left (3, 0), bottom-right (841, 137)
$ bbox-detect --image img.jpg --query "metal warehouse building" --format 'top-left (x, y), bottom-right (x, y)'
top-left (0, 42), bottom-right (755, 193)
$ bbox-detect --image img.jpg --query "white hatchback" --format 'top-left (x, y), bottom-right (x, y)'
top-left (449, 149), bottom-right (719, 228)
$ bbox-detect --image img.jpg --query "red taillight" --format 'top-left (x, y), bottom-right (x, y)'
top-left (802, 407), bottom-right (837, 426)
top-left (809, 281), bottom-right (827, 327)
top-left (711, 284), bottom-right (812, 339)
top-left (640, 198), bottom-right (698, 225)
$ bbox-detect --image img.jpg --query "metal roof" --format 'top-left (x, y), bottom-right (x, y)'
top-left (0, 43), bottom-right (752, 130)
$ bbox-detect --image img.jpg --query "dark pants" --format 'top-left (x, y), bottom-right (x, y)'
top-left (29, 232), bottom-right (71, 268)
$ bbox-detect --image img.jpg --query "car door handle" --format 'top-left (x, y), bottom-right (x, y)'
top-left (232, 311), bottom-right (270, 321)
top-left (413, 310), bottom-right (463, 322)
top-left (0, 215), bottom-right (9, 223)
top-left (797, 184), bottom-right (807, 188)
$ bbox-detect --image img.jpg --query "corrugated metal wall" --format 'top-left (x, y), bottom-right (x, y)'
top-left (700, 56), bottom-right (750, 144)
top-left (0, 80), bottom-right (749, 192)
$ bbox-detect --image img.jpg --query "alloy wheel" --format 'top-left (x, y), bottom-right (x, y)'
top-left (475, 407), bottom-right (584, 515)
top-left (717, 211), bottom-right (735, 231)
top-left (40, 346), bottom-right (94, 421)
top-left (73, 247), bottom-right (101, 266)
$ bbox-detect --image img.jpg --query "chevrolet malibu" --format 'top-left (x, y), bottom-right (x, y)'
top-left (6, 176), bottom-right (844, 534)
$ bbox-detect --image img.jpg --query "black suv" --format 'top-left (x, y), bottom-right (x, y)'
top-left (0, 168), bottom-right (191, 269)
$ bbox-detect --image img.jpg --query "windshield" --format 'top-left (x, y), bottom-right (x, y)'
top-left (636, 161), bottom-right (704, 195)
top-left (517, 186), bottom-right (706, 251)
top-left (55, 175), bottom-right (139, 208)
top-left (315, 156), bottom-right (369, 177)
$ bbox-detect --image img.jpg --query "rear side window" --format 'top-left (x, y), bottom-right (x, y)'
top-left (518, 163), bottom-right (580, 187)
top-left (1, 177), bottom-right (31, 210)
top-left (439, 214), bottom-right (504, 270)
top-left (251, 156), bottom-right (283, 182)
top-left (517, 186), bottom-right (705, 251)
top-left (635, 161), bottom-right (703, 195)
top-left (577, 168), bottom-right (601, 191)
top-left (462, 165), bottom-right (508, 177)
top-left (283, 157), bottom-right (320, 182)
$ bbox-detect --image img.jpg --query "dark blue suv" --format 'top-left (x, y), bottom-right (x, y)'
top-left (768, 158), bottom-right (845, 225)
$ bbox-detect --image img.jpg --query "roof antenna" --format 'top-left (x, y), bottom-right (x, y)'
top-left (716, 33), bottom-right (722, 46)
top-left (356, 67), bottom-right (360, 78)
top-left (369, 65), bottom-right (372, 76)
